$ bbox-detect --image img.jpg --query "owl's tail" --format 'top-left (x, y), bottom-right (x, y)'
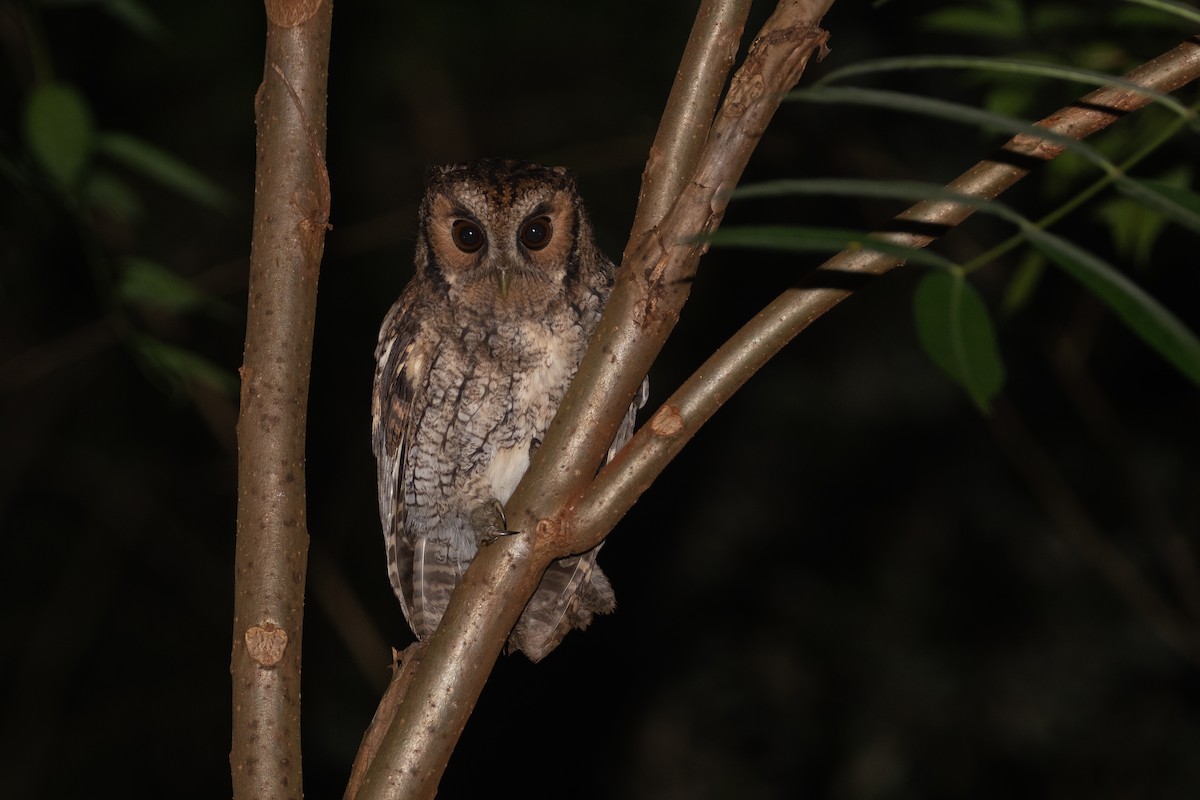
top-left (508, 545), bottom-right (615, 662)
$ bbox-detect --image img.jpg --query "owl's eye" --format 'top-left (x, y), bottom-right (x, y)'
top-left (519, 216), bottom-right (552, 251)
top-left (451, 220), bottom-right (485, 253)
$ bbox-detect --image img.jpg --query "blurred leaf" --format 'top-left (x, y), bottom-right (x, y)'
top-left (1138, 178), bottom-right (1200, 213)
top-left (789, 86), bottom-right (1111, 171)
top-left (1030, 4), bottom-right (1090, 32)
top-left (1001, 250), bottom-right (1047, 315)
top-left (984, 84), bottom-right (1040, 119)
top-left (1121, 0), bottom-right (1200, 25)
top-left (84, 169), bottom-right (144, 222)
top-left (133, 334), bottom-right (237, 396)
top-left (1040, 106), bottom-right (1180, 200)
top-left (1040, 148), bottom-right (1103, 200)
top-left (731, 171), bottom-right (1200, 388)
top-left (1094, 196), bottom-right (1169, 269)
top-left (95, 132), bottom-right (233, 211)
top-left (785, 87), bottom-right (1200, 229)
top-left (102, 0), bottom-right (166, 41)
top-left (116, 257), bottom-right (212, 314)
top-left (1074, 41), bottom-right (1132, 72)
top-left (709, 226), bottom-right (961, 271)
top-left (919, 0), bottom-right (1025, 38)
top-left (23, 82), bottom-right (94, 189)
top-left (1116, 177), bottom-right (1200, 237)
top-left (735, 177), bottom-right (995, 210)
top-left (1111, 6), bottom-right (1198, 27)
top-left (813, 56), bottom-right (1191, 120)
top-left (914, 271), bottom-right (1006, 412)
top-left (1024, 227), bottom-right (1200, 388)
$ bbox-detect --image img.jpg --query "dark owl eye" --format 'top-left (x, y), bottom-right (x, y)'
top-left (451, 220), bottom-right (485, 253)
top-left (519, 216), bottom-right (552, 251)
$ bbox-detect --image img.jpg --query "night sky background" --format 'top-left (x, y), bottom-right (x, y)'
top-left (3, 1), bottom-right (1200, 797)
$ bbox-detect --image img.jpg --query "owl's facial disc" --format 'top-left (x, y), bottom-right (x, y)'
top-left (425, 181), bottom-right (578, 310)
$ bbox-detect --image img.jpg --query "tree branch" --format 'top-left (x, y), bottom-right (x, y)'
top-left (344, 644), bottom-right (426, 800)
top-left (547, 0), bottom-right (833, 558)
top-left (230, 2), bottom-right (332, 798)
top-left (631, 0), bottom-right (753, 236)
top-left (566, 36), bottom-right (1200, 549)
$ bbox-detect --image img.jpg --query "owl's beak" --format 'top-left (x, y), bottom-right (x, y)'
top-left (495, 267), bottom-right (511, 297)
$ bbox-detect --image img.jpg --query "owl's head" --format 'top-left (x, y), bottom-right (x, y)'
top-left (416, 159), bottom-right (599, 311)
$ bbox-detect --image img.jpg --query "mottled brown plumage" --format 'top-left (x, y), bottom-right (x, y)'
top-left (372, 159), bottom-right (643, 661)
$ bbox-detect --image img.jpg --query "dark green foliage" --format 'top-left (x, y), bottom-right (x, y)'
top-left (914, 271), bottom-right (1006, 411)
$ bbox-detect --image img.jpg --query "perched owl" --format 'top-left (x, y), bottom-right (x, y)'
top-left (372, 159), bottom-right (644, 661)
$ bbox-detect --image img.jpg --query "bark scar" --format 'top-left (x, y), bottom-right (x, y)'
top-left (245, 622), bottom-right (288, 667)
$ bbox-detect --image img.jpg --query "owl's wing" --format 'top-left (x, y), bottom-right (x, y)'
top-left (372, 290), bottom-right (424, 636)
top-left (510, 375), bottom-right (650, 661)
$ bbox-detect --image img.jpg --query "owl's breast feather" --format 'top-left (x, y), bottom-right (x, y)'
top-left (482, 327), bottom-right (580, 504)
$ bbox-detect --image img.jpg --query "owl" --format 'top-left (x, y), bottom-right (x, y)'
top-left (372, 159), bottom-right (644, 661)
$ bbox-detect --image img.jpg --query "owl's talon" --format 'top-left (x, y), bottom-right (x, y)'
top-left (476, 498), bottom-right (520, 546)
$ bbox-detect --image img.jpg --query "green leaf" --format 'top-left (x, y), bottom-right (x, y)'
top-left (734, 177), bottom-right (996, 212)
top-left (116, 257), bottom-right (211, 314)
top-left (788, 86), bottom-right (1112, 172)
top-left (1024, 227), bottom-right (1200, 388)
top-left (1000, 250), bottom-right (1046, 315)
top-left (1121, 0), bottom-right (1200, 25)
top-left (984, 84), bottom-right (1039, 119)
top-left (1139, 179), bottom-right (1200, 214)
top-left (1111, 6), bottom-right (1197, 28)
top-left (1094, 196), bottom-right (1169, 268)
top-left (812, 56), bottom-right (1191, 120)
top-left (778, 93), bottom-right (1200, 227)
top-left (95, 132), bottom-right (233, 211)
top-left (84, 170), bottom-right (144, 222)
top-left (919, 0), bottom-right (1025, 38)
top-left (102, 0), bottom-right (167, 41)
top-left (23, 82), bottom-right (94, 189)
top-left (133, 335), bottom-right (237, 396)
top-left (914, 272), bottom-right (1006, 412)
top-left (728, 174), bottom-right (1200, 390)
top-left (1116, 178), bottom-right (1200, 237)
top-left (709, 226), bottom-right (961, 271)
top-left (1030, 4), bottom-right (1089, 32)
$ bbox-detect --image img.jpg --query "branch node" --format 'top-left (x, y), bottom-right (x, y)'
top-left (245, 623), bottom-right (289, 667)
top-left (649, 404), bottom-right (685, 437)
top-left (265, 0), bottom-right (325, 29)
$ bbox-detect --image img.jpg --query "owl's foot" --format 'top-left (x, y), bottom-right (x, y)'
top-left (474, 498), bottom-right (520, 546)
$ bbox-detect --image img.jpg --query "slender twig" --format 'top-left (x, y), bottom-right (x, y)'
top-left (230, 2), bottom-right (333, 798)
top-left (566, 37), bottom-right (1200, 549)
top-left (351, 3), bottom-right (835, 799)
